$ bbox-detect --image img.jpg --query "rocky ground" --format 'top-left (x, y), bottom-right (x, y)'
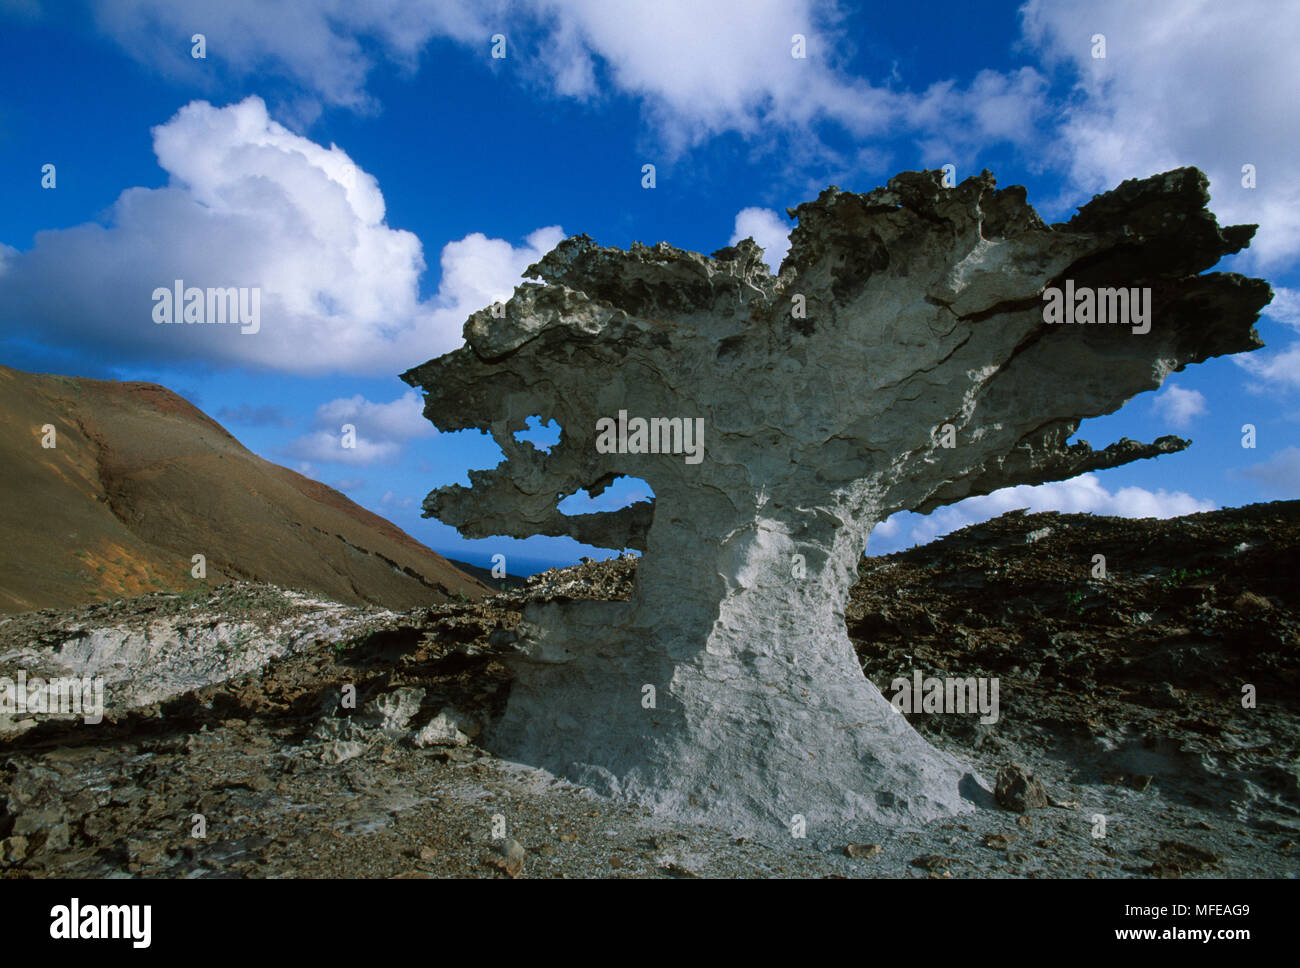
top-left (1, 502), bottom-right (1298, 878)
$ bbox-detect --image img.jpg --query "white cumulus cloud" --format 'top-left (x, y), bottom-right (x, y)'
top-left (314, 391), bottom-right (435, 442)
top-left (1235, 341), bottom-right (1300, 392)
top-left (282, 389), bottom-right (433, 466)
top-left (1151, 384), bottom-right (1207, 428)
top-left (86, 0), bottom-right (1048, 161)
top-left (0, 96), bottom-right (563, 375)
top-left (871, 473), bottom-right (1215, 554)
top-left (729, 207), bottom-right (793, 270)
top-left (1020, 0), bottom-right (1300, 269)
top-left (1262, 286), bottom-right (1300, 331)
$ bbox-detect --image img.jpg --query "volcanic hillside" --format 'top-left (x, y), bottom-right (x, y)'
top-left (0, 365), bottom-right (487, 613)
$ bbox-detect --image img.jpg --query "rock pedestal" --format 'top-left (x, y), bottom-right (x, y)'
top-left (403, 167), bottom-right (1271, 834)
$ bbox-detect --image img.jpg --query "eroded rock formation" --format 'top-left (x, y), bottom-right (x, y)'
top-left (401, 167), bottom-right (1271, 837)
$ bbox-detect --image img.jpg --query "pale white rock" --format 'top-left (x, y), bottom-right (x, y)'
top-left (402, 168), bottom-right (1271, 838)
top-left (412, 706), bottom-right (480, 748)
top-left (363, 687), bottom-right (425, 733)
top-left (320, 740), bottom-right (368, 765)
top-left (0, 588), bottom-right (399, 737)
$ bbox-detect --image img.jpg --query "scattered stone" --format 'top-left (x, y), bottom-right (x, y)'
top-left (482, 838), bottom-right (526, 877)
top-left (412, 707), bottom-right (480, 748)
top-left (320, 740), bottom-right (368, 765)
top-left (363, 687), bottom-right (426, 732)
top-left (995, 763), bottom-right (1049, 812)
top-left (983, 833), bottom-right (1017, 850)
top-left (911, 854), bottom-right (952, 872)
top-left (0, 489), bottom-right (1296, 879)
top-left (844, 843), bottom-right (882, 859)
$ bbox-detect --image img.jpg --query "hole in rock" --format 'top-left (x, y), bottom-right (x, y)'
top-left (558, 476), bottom-right (655, 516)
top-left (512, 415), bottom-right (561, 453)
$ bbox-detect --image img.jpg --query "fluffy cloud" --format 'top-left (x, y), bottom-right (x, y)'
top-left (1234, 284), bottom-right (1300, 393)
top-left (1262, 287), bottom-right (1300, 331)
top-left (86, 0), bottom-right (1046, 161)
top-left (1020, 0), bottom-right (1300, 268)
top-left (282, 390), bottom-right (432, 466)
top-left (80, 0), bottom-right (1300, 273)
top-left (1151, 384), bottom-right (1207, 428)
top-left (729, 208), bottom-right (793, 270)
top-left (0, 96), bottom-right (563, 375)
top-left (903, 67), bottom-right (1051, 169)
top-left (1235, 341), bottom-right (1300, 392)
top-left (89, 0), bottom-right (486, 113)
top-left (314, 391), bottom-right (435, 442)
top-left (283, 431), bottom-right (402, 466)
top-left (870, 473), bottom-right (1215, 554)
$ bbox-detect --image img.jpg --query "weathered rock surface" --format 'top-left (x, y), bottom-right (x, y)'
top-left (0, 585), bottom-right (402, 737)
top-left (404, 168), bottom-right (1267, 835)
top-left (0, 501), bottom-right (1297, 877)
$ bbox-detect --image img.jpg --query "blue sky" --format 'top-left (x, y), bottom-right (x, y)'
top-left (1, 0), bottom-right (1297, 574)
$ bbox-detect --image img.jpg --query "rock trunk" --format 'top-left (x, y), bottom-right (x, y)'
top-left (491, 501), bottom-right (977, 833)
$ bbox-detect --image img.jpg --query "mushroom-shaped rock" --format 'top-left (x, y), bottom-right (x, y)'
top-left (401, 167), bottom-right (1271, 837)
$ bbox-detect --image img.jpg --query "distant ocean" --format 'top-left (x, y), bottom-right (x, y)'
top-left (434, 552), bottom-right (587, 578)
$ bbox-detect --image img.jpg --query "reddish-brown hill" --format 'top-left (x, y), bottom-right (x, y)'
top-left (0, 364), bottom-right (488, 613)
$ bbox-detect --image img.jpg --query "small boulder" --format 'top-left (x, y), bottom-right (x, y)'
top-left (412, 707), bottom-right (481, 748)
top-left (482, 838), bottom-right (526, 877)
top-left (995, 763), bottom-right (1049, 812)
top-left (844, 843), bottom-right (882, 859)
top-left (320, 740), bottom-right (367, 765)
top-left (363, 687), bottom-right (426, 733)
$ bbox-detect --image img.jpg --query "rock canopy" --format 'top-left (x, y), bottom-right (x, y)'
top-left (401, 167), bottom-right (1271, 837)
